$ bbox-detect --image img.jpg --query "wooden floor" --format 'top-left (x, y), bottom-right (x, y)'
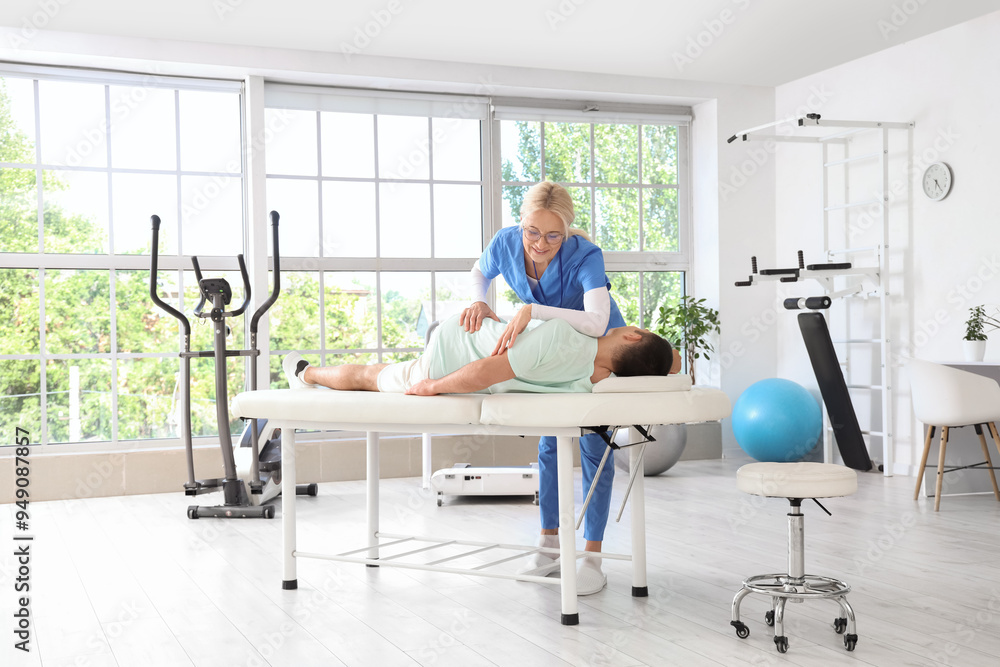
top-left (4, 458), bottom-right (1000, 667)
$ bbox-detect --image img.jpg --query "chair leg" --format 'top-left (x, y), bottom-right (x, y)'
top-left (989, 423), bottom-right (1000, 499)
top-left (975, 424), bottom-right (1000, 502)
top-left (934, 426), bottom-right (949, 512)
top-left (914, 424), bottom-right (935, 501)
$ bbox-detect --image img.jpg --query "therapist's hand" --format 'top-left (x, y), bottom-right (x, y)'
top-left (460, 301), bottom-right (500, 332)
top-left (492, 304), bottom-right (532, 356)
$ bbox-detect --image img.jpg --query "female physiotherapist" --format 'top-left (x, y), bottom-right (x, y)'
top-left (460, 181), bottom-right (623, 596)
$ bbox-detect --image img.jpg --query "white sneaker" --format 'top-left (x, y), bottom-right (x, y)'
top-left (576, 556), bottom-right (607, 596)
top-left (518, 535), bottom-right (560, 576)
top-left (282, 352), bottom-right (315, 389)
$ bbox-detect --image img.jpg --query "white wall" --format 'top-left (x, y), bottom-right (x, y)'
top-left (773, 10), bottom-right (1000, 474)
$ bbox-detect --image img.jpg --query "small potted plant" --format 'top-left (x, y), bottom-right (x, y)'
top-left (964, 305), bottom-right (1000, 361)
top-left (653, 295), bottom-right (721, 386)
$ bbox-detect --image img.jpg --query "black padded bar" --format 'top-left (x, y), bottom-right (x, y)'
top-left (806, 262), bottom-right (853, 271)
top-left (797, 313), bottom-right (873, 471)
top-left (759, 268), bottom-right (799, 276)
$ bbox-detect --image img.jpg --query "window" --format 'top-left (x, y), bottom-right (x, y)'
top-left (2, 69), bottom-right (691, 449)
top-left (262, 85), bottom-right (487, 385)
top-left (495, 107), bottom-right (689, 329)
top-left (262, 88), bottom-right (690, 388)
top-left (0, 68), bottom-right (244, 446)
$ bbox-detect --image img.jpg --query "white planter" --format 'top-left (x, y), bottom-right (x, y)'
top-left (964, 339), bottom-right (987, 362)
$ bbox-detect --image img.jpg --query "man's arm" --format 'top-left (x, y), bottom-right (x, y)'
top-left (405, 353), bottom-right (516, 396)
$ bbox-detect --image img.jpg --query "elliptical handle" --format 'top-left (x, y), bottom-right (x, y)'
top-left (191, 256), bottom-right (208, 315)
top-left (250, 210), bottom-right (281, 335)
top-left (148, 215), bottom-right (191, 336)
top-left (228, 254), bottom-right (252, 317)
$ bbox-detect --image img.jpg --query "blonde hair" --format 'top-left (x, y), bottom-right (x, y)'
top-left (520, 181), bottom-right (592, 242)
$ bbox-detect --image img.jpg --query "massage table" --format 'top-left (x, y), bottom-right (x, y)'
top-left (231, 374), bottom-right (731, 625)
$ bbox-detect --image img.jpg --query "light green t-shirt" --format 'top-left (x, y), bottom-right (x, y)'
top-left (428, 315), bottom-right (597, 394)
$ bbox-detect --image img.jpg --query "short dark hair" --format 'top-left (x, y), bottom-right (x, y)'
top-left (613, 331), bottom-right (674, 377)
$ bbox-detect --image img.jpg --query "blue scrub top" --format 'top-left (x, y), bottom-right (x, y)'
top-left (479, 226), bottom-right (626, 333)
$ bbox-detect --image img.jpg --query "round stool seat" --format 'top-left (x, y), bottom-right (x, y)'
top-left (737, 462), bottom-right (857, 499)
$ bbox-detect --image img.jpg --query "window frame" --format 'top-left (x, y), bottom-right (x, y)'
top-left (259, 84), bottom-right (493, 373)
top-left (0, 64), bottom-right (247, 451)
top-left (490, 105), bottom-right (691, 330)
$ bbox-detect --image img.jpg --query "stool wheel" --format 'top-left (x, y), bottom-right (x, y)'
top-left (764, 610), bottom-right (774, 627)
top-left (834, 617), bottom-right (847, 634)
top-left (845, 634), bottom-right (858, 651)
top-left (730, 620), bottom-right (750, 639)
top-left (774, 636), bottom-right (788, 653)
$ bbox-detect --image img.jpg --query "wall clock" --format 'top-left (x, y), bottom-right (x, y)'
top-left (922, 162), bottom-right (953, 201)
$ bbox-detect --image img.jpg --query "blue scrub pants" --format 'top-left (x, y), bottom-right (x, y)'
top-left (537, 432), bottom-right (613, 542)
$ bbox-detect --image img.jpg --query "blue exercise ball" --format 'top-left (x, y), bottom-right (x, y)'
top-left (732, 378), bottom-right (822, 462)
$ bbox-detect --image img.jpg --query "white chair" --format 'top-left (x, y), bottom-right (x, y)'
top-left (906, 359), bottom-right (1000, 511)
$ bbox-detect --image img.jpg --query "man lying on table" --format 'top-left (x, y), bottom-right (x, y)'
top-left (282, 314), bottom-right (680, 396)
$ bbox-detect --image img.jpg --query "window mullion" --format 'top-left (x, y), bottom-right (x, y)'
top-left (109, 267), bottom-right (119, 444)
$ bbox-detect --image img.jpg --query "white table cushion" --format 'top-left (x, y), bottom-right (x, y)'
top-left (231, 385), bottom-right (731, 431)
top-left (736, 462), bottom-right (858, 499)
top-left (231, 389), bottom-right (486, 426)
top-left (478, 387), bottom-right (731, 428)
top-left (593, 374), bottom-right (692, 393)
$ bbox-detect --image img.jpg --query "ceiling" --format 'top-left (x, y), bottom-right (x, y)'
top-left (1, 0), bottom-right (999, 87)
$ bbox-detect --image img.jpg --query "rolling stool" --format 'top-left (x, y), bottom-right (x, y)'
top-left (729, 462), bottom-right (859, 654)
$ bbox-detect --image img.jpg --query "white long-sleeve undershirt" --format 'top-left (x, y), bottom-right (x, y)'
top-left (470, 260), bottom-right (491, 304)
top-left (531, 288), bottom-right (610, 337)
top-left (469, 260), bottom-right (611, 337)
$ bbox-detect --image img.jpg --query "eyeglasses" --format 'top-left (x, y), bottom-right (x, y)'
top-left (522, 226), bottom-right (565, 244)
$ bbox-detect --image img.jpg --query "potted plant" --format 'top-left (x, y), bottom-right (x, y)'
top-left (633, 296), bottom-right (721, 476)
top-left (963, 305), bottom-right (1000, 361)
top-left (654, 295), bottom-right (721, 386)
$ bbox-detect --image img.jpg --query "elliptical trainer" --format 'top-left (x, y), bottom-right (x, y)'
top-left (149, 211), bottom-right (317, 519)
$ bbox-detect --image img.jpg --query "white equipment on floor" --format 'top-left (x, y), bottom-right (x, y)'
top-left (430, 462), bottom-right (539, 506)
